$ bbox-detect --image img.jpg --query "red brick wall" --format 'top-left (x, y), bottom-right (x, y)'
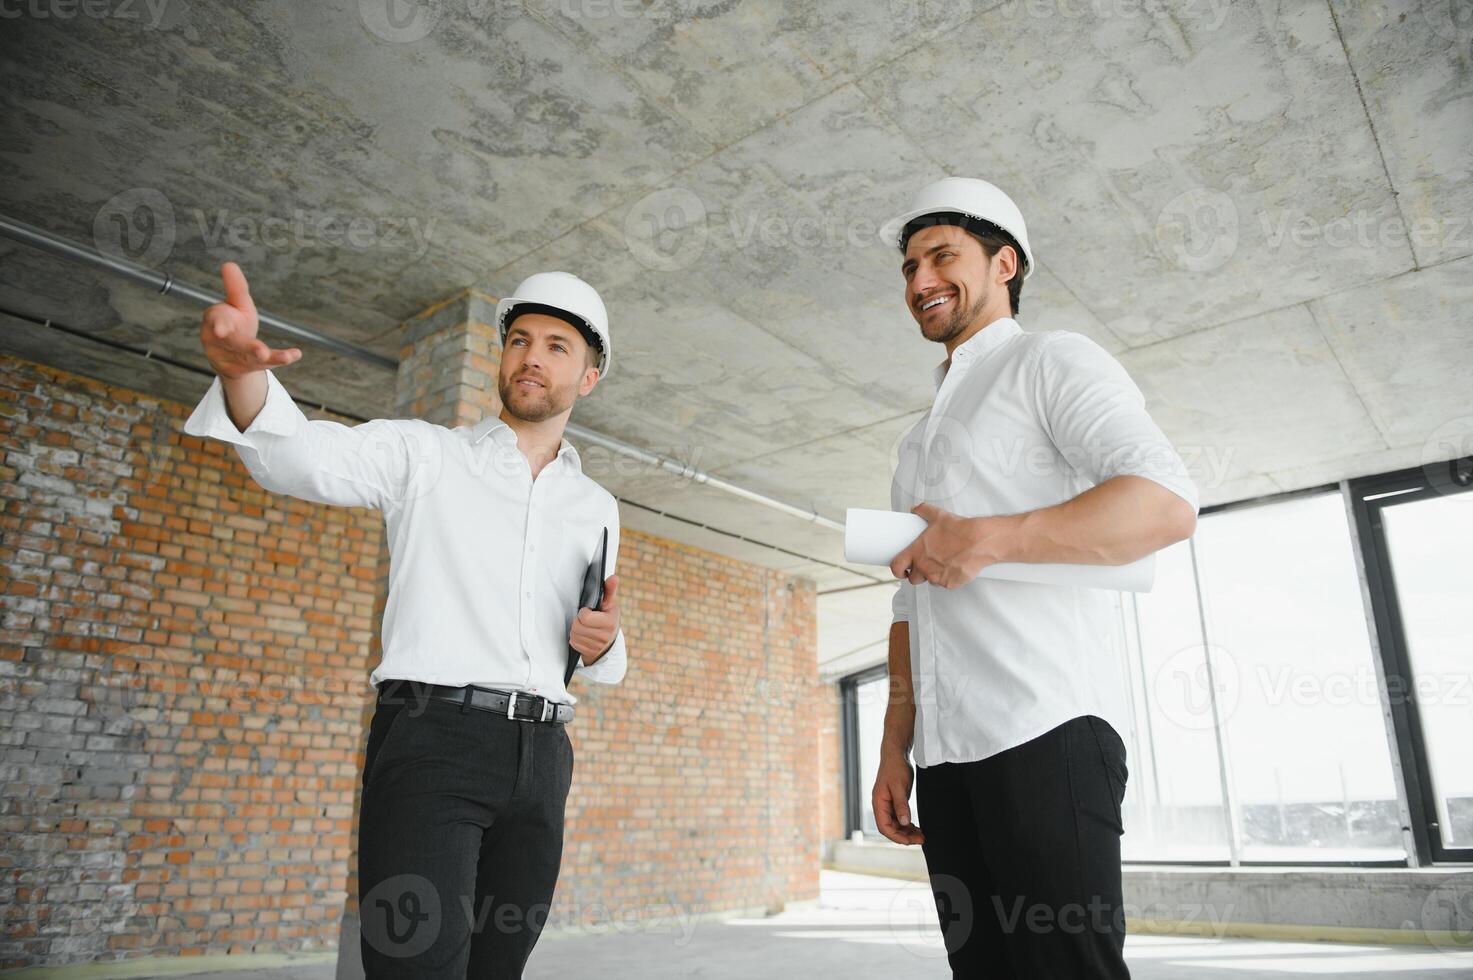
top-left (0, 353), bottom-right (820, 969)
top-left (817, 683), bottom-right (847, 848)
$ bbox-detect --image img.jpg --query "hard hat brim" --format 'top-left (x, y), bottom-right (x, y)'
top-left (880, 206), bottom-right (1034, 280)
top-left (496, 295), bottom-right (611, 378)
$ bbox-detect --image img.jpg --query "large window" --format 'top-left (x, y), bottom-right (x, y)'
top-left (1353, 459), bottom-right (1473, 863)
top-left (839, 457), bottom-right (1472, 866)
top-left (1191, 492), bottom-right (1402, 862)
top-left (1118, 539), bottom-right (1234, 862)
top-left (841, 667), bottom-right (918, 840)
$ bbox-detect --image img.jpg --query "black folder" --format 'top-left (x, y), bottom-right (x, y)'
top-left (564, 526), bottom-right (608, 686)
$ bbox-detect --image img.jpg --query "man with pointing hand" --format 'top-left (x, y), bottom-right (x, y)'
top-left (183, 261), bottom-right (627, 977)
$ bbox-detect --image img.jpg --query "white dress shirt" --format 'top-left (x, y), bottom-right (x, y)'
top-left (891, 317), bottom-right (1197, 767)
top-left (183, 369), bottom-right (627, 702)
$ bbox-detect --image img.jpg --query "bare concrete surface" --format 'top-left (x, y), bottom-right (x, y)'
top-left (115, 872), bottom-right (1473, 980)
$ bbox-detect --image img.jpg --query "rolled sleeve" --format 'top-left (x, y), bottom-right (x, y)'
top-left (891, 581), bottom-right (913, 626)
top-left (182, 370), bottom-right (431, 511)
top-left (576, 627), bottom-right (627, 685)
top-left (1030, 332), bottom-right (1199, 514)
top-left (889, 468), bottom-right (913, 624)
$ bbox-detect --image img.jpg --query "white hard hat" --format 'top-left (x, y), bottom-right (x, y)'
top-left (881, 177), bottom-right (1034, 280)
top-left (495, 271), bottom-right (612, 379)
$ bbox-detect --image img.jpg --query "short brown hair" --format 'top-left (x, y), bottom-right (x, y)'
top-left (964, 229), bottom-right (1023, 316)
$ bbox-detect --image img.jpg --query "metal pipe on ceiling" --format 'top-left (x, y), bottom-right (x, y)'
top-left (0, 214), bottom-right (399, 371)
top-left (565, 423), bottom-right (844, 531)
top-left (0, 212), bottom-right (846, 534)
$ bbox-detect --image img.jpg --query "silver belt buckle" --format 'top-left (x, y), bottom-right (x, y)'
top-left (506, 691), bottom-right (519, 720)
top-left (541, 699), bottom-right (553, 722)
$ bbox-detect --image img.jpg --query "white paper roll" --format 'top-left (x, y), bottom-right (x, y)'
top-left (843, 507), bottom-right (1156, 592)
top-left (843, 508), bottom-right (929, 565)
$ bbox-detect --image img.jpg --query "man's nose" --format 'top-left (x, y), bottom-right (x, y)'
top-left (911, 268), bottom-right (942, 304)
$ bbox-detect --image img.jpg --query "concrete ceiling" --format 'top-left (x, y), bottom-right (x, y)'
top-left (2, 1), bottom-right (1469, 671)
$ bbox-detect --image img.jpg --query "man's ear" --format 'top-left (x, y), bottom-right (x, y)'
top-left (579, 366), bottom-right (601, 396)
top-left (998, 244), bottom-right (1020, 285)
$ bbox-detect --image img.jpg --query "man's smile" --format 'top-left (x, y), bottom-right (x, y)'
top-left (917, 290), bottom-right (956, 315)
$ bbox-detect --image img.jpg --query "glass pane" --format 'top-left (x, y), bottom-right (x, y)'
top-left (1194, 493), bottom-right (1404, 861)
top-left (1120, 538), bottom-right (1234, 862)
top-left (853, 673), bottom-right (918, 838)
top-left (1382, 492), bottom-right (1473, 849)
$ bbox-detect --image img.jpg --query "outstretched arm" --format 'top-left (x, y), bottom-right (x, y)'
top-left (184, 262), bottom-right (428, 511)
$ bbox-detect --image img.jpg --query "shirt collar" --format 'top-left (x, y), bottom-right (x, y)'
top-left (471, 416), bottom-right (581, 472)
top-left (931, 317), bottom-right (1023, 390)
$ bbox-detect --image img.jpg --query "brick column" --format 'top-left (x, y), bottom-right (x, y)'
top-left (390, 289), bottom-right (503, 425)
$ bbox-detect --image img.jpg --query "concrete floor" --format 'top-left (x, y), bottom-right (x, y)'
top-left (136, 872), bottom-right (1473, 979)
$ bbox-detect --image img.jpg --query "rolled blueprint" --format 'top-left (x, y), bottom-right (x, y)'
top-left (843, 507), bottom-right (1156, 592)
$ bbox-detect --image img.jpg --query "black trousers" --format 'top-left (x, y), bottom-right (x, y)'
top-left (357, 691), bottom-right (574, 978)
top-left (915, 714), bottom-right (1131, 979)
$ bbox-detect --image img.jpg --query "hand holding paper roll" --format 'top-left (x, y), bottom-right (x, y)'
top-left (844, 507), bottom-right (1155, 592)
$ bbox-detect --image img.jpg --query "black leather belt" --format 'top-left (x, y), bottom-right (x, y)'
top-left (376, 680), bottom-right (573, 724)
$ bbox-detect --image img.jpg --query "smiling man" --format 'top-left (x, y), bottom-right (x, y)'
top-left (870, 178), bottom-right (1199, 978)
top-left (183, 265), bottom-right (626, 978)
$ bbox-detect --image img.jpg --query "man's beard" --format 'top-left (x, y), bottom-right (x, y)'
top-left (921, 287), bottom-right (989, 345)
top-left (498, 375), bottom-right (576, 423)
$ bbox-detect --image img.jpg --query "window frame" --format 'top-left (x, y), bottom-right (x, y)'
top-left (840, 664), bottom-right (889, 840)
top-left (1348, 455), bottom-right (1473, 865)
